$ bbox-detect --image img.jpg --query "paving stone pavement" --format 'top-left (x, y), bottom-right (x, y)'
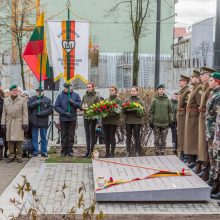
top-left (0, 158), bottom-right (220, 220)
top-left (0, 158), bottom-right (30, 195)
top-left (24, 162), bottom-right (220, 216)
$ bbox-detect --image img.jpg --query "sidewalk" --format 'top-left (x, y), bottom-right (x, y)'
top-left (0, 157), bottom-right (220, 220)
top-left (0, 158), bottom-right (30, 195)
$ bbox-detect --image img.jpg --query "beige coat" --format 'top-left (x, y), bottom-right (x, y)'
top-left (177, 85), bottom-right (190, 151)
top-left (184, 82), bottom-right (203, 155)
top-left (198, 83), bottom-right (211, 161)
top-left (1, 96), bottom-right (28, 141)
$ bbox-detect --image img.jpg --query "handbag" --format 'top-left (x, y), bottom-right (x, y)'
top-left (0, 138), bottom-right (4, 146)
top-left (22, 139), bottom-right (33, 152)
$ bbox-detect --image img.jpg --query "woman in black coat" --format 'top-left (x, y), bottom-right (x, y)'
top-left (0, 89), bottom-right (7, 159)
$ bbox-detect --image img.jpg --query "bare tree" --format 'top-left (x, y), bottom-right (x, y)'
top-left (197, 41), bottom-right (212, 67)
top-left (108, 0), bottom-right (150, 86)
top-left (0, 0), bottom-right (36, 90)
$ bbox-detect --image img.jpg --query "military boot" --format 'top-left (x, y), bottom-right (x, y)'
top-left (210, 180), bottom-right (219, 194)
top-left (211, 181), bottom-right (220, 200)
top-left (193, 161), bottom-right (202, 174)
top-left (110, 146), bottom-right (115, 158)
top-left (105, 146), bottom-right (110, 158)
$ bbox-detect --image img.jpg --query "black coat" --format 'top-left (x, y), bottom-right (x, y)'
top-left (28, 95), bottom-right (53, 128)
top-left (54, 91), bottom-right (81, 122)
top-left (0, 97), bottom-right (3, 137)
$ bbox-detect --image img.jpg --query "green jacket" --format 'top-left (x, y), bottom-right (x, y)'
top-left (123, 96), bottom-right (144, 125)
top-left (82, 90), bottom-right (99, 119)
top-left (170, 98), bottom-right (178, 122)
top-left (149, 94), bottom-right (174, 127)
top-left (102, 95), bottom-right (122, 125)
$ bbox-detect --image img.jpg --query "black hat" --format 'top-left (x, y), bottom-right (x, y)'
top-left (63, 83), bottom-right (70, 88)
top-left (36, 86), bottom-right (44, 91)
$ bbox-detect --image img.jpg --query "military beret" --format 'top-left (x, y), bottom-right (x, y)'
top-left (36, 86), bottom-right (44, 91)
top-left (200, 67), bottom-right (215, 74)
top-left (156, 83), bottom-right (165, 90)
top-left (9, 85), bottom-right (18, 91)
top-left (210, 72), bottom-right (220, 80)
top-left (179, 75), bottom-right (190, 83)
top-left (63, 83), bottom-right (70, 88)
top-left (191, 70), bottom-right (200, 77)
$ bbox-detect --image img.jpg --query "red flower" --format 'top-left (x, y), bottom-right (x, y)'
top-left (109, 177), bottom-right (113, 182)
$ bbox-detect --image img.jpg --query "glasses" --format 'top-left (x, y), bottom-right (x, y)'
top-left (110, 89), bottom-right (115, 91)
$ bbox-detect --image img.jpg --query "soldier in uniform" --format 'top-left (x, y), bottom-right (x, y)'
top-left (197, 67), bottom-right (215, 179)
top-left (206, 72), bottom-right (220, 198)
top-left (149, 84), bottom-right (174, 156)
top-left (176, 75), bottom-right (190, 160)
top-left (211, 107), bottom-right (220, 200)
top-left (184, 70), bottom-right (203, 168)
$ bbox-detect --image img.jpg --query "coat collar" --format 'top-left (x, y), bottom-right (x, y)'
top-left (9, 95), bottom-right (21, 103)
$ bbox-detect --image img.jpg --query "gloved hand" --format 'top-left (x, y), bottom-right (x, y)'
top-left (37, 112), bottom-right (44, 117)
top-left (149, 123), bottom-right (154, 129)
top-left (33, 100), bottom-right (42, 107)
top-left (68, 100), bottom-right (79, 108)
top-left (22, 124), bottom-right (29, 132)
top-left (1, 125), bottom-right (6, 132)
top-left (65, 112), bottom-right (73, 117)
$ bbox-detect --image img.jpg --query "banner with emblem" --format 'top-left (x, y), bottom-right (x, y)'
top-left (48, 20), bottom-right (89, 83)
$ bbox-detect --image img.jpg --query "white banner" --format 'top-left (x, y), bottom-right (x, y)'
top-left (48, 20), bottom-right (89, 83)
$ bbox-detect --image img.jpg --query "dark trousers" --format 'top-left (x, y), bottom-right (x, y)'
top-left (103, 124), bottom-right (117, 156)
top-left (126, 124), bottom-right (142, 154)
top-left (60, 121), bottom-right (76, 155)
top-left (171, 122), bottom-right (177, 149)
top-left (84, 119), bottom-right (97, 152)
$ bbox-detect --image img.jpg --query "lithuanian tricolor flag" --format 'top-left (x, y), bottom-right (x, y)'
top-left (23, 13), bottom-right (51, 81)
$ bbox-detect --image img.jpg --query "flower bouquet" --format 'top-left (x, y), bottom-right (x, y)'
top-left (122, 102), bottom-right (144, 117)
top-left (85, 100), bottom-right (121, 120)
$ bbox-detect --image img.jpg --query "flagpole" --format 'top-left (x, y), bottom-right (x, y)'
top-left (67, 0), bottom-right (71, 113)
top-left (38, 54), bottom-right (43, 112)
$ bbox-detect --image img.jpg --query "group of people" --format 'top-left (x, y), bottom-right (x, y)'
top-left (0, 68), bottom-right (219, 201)
top-left (0, 85), bottom-right (53, 163)
top-left (170, 67), bottom-right (220, 200)
top-left (55, 83), bottom-right (145, 158)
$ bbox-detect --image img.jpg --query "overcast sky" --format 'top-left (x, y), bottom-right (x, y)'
top-left (175, 0), bottom-right (216, 27)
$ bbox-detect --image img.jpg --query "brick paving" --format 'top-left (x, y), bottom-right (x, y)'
top-left (0, 158), bottom-right (220, 220)
top-left (24, 163), bottom-right (220, 215)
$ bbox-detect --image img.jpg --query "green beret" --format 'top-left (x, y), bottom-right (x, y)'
top-left (9, 85), bottom-right (18, 91)
top-left (191, 70), bottom-right (200, 77)
top-left (156, 83), bottom-right (165, 90)
top-left (210, 72), bottom-right (220, 80)
top-left (179, 75), bottom-right (190, 83)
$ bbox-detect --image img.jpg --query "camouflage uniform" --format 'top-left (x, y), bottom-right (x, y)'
top-left (206, 87), bottom-right (220, 182)
top-left (211, 109), bottom-right (220, 180)
top-left (149, 94), bottom-right (174, 155)
top-left (153, 126), bottom-right (169, 154)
